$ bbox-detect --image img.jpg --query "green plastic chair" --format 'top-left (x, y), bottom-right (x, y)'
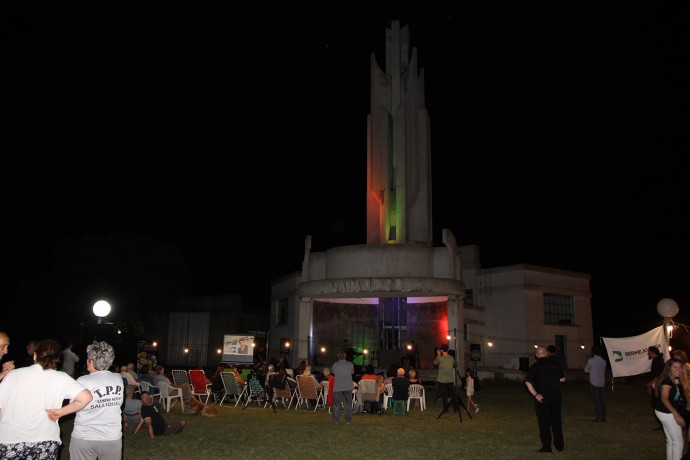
top-left (391, 399), bottom-right (407, 416)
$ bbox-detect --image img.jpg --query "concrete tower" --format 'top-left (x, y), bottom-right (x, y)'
top-left (367, 20), bottom-right (432, 245)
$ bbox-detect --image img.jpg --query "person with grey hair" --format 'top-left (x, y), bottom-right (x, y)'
top-left (69, 341), bottom-right (124, 460)
top-left (331, 350), bottom-right (354, 425)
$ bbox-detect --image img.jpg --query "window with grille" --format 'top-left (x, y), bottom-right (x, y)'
top-left (543, 294), bottom-right (575, 324)
top-left (276, 298), bottom-right (288, 326)
top-left (464, 289), bottom-right (474, 306)
top-left (379, 297), bottom-right (407, 350)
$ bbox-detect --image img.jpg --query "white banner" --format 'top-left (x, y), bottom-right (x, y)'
top-left (602, 326), bottom-right (668, 378)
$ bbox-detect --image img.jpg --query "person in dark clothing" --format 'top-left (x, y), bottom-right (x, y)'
top-left (391, 367), bottom-right (410, 401)
top-left (547, 345), bottom-right (561, 367)
top-left (647, 345), bottom-right (666, 430)
top-left (649, 346), bottom-right (665, 389)
top-left (133, 392), bottom-right (186, 439)
top-left (525, 346), bottom-right (566, 453)
top-left (20, 340), bottom-right (39, 368)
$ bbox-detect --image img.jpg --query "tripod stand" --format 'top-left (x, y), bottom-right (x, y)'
top-left (436, 368), bottom-right (473, 422)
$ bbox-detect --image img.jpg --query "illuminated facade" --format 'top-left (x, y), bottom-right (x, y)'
top-left (269, 21), bottom-right (593, 375)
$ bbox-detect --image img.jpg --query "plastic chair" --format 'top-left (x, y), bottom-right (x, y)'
top-left (407, 384), bottom-right (426, 411)
top-left (383, 383), bottom-right (394, 411)
top-left (139, 380), bottom-right (160, 402)
top-left (157, 381), bottom-right (183, 413)
top-left (391, 399), bottom-right (407, 416)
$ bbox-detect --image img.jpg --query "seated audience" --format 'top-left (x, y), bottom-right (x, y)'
top-left (152, 365), bottom-right (201, 414)
top-left (392, 367), bottom-right (410, 401)
top-left (127, 362), bottom-right (140, 380)
top-left (138, 364), bottom-right (159, 394)
top-left (384, 365), bottom-right (398, 385)
top-left (227, 365), bottom-right (246, 386)
top-left (375, 374), bottom-right (385, 396)
top-left (408, 368), bottom-right (420, 384)
top-left (361, 364), bottom-right (377, 381)
top-left (120, 363), bottom-right (140, 399)
top-left (295, 360), bottom-right (307, 377)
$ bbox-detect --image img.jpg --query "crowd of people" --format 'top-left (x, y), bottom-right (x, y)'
top-left (0, 331), bottom-right (207, 460)
top-left (6, 330), bottom-right (685, 458)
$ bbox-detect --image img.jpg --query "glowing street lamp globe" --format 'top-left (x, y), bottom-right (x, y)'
top-left (93, 300), bottom-right (111, 319)
top-left (657, 298), bottom-right (679, 319)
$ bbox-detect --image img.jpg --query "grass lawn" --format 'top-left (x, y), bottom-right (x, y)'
top-left (57, 380), bottom-right (665, 459)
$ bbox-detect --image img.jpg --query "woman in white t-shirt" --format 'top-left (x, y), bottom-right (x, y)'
top-left (0, 339), bottom-right (92, 460)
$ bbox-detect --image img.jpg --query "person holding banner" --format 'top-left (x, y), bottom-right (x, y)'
top-left (654, 358), bottom-right (686, 460)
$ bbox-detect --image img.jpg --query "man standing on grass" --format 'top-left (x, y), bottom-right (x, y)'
top-left (331, 350), bottom-right (354, 425)
top-left (525, 346), bottom-right (566, 453)
top-left (584, 345), bottom-right (607, 422)
top-left (434, 344), bottom-right (458, 416)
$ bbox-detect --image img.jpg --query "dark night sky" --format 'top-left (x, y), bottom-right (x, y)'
top-left (2, 5), bottom-right (689, 348)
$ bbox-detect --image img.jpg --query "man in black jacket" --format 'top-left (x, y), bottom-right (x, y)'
top-left (525, 346), bottom-right (566, 453)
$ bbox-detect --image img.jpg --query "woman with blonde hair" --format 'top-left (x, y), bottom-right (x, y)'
top-left (655, 358), bottom-right (686, 460)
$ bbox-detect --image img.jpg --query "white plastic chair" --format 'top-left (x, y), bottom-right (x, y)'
top-left (383, 383), bottom-right (394, 411)
top-left (407, 384), bottom-right (426, 411)
top-left (139, 380), bottom-right (160, 403)
top-left (158, 381), bottom-right (183, 412)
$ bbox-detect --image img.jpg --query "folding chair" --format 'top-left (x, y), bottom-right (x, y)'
top-left (265, 373), bottom-right (293, 409)
top-left (220, 371), bottom-right (246, 407)
top-left (286, 377), bottom-right (299, 410)
top-left (172, 369), bottom-right (190, 385)
top-left (189, 369), bottom-right (211, 404)
top-left (295, 375), bottom-right (325, 411)
top-left (242, 375), bottom-right (270, 410)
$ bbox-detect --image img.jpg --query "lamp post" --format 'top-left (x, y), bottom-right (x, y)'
top-left (657, 298), bottom-right (679, 361)
top-left (93, 300), bottom-right (111, 324)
